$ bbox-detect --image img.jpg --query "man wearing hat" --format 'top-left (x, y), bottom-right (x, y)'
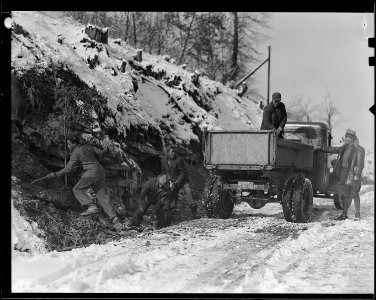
top-left (43, 133), bottom-right (122, 225)
top-left (347, 137), bottom-right (365, 220)
top-left (131, 174), bottom-right (173, 228)
top-left (160, 145), bottom-right (200, 219)
top-left (320, 129), bottom-right (358, 220)
top-left (260, 92), bottom-right (287, 138)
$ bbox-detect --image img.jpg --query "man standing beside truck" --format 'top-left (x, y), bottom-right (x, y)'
top-left (347, 137), bottom-right (365, 220)
top-left (320, 129), bottom-right (358, 220)
top-left (260, 92), bottom-right (287, 138)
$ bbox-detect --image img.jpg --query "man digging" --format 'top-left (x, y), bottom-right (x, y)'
top-left (42, 133), bottom-right (123, 226)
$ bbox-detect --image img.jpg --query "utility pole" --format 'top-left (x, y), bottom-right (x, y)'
top-left (267, 45), bottom-right (271, 105)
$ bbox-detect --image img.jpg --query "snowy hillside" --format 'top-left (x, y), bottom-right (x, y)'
top-left (12, 11), bottom-right (263, 145)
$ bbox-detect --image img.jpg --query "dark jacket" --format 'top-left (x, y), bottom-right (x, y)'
top-left (55, 144), bottom-right (105, 178)
top-left (346, 145), bottom-right (365, 186)
top-left (321, 143), bottom-right (356, 181)
top-left (138, 177), bottom-right (168, 208)
top-left (260, 102), bottom-right (287, 133)
top-left (132, 177), bottom-right (170, 227)
top-left (160, 156), bottom-right (188, 188)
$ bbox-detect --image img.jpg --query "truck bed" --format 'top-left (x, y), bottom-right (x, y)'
top-left (204, 130), bottom-right (314, 171)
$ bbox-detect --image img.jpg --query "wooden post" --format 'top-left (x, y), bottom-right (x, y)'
top-left (267, 45), bottom-right (271, 105)
top-left (120, 60), bottom-right (127, 73)
top-left (84, 24), bottom-right (108, 44)
top-left (192, 70), bottom-right (201, 86)
top-left (235, 57), bottom-right (268, 88)
top-left (136, 49), bottom-right (142, 62)
top-left (237, 82), bottom-right (248, 97)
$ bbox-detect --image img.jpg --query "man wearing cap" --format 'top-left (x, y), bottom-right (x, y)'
top-left (320, 129), bottom-right (357, 220)
top-left (43, 133), bottom-right (122, 225)
top-left (347, 137), bottom-right (365, 220)
top-left (260, 92), bottom-right (287, 138)
top-left (131, 174), bottom-right (173, 228)
top-left (160, 145), bottom-right (200, 219)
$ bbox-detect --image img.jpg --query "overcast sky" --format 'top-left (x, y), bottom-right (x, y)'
top-left (253, 12), bottom-right (374, 152)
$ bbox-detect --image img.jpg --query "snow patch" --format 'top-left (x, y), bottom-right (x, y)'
top-left (12, 201), bottom-right (47, 255)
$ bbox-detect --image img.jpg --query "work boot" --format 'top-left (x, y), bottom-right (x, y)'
top-left (190, 205), bottom-right (201, 220)
top-left (354, 213), bottom-right (361, 221)
top-left (80, 204), bottom-right (99, 216)
top-left (335, 213), bottom-right (348, 221)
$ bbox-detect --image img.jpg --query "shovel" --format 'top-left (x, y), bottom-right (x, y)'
top-left (27, 175), bottom-right (49, 188)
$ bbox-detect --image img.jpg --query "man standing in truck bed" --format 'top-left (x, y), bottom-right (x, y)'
top-left (160, 145), bottom-right (200, 219)
top-left (260, 92), bottom-right (287, 138)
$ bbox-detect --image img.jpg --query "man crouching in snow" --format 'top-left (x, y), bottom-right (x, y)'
top-left (131, 174), bottom-right (173, 229)
top-left (43, 133), bottom-right (123, 226)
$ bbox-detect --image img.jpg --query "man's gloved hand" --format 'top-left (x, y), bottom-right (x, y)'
top-left (170, 182), bottom-right (178, 192)
top-left (353, 175), bottom-right (359, 181)
top-left (275, 127), bottom-right (282, 136)
top-left (45, 173), bottom-right (56, 179)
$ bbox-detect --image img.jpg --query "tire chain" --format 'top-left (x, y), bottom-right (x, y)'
top-left (201, 175), bottom-right (220, 218)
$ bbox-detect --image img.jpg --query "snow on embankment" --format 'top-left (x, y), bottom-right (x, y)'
top-left (12, 176), bottom-right (47, 255)
top-left (12, 11), bottom-right (263, 145)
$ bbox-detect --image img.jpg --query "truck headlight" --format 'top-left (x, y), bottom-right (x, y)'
top-left (264, 182), bottom-right (270, 194)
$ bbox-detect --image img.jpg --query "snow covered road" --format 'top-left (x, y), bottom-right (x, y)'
top-left (12, 186), bottom-right (374, 293)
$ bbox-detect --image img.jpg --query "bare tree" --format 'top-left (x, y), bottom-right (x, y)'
top-left (229, 12), bottom-right (239, 81)
top-left (179, 12), bottom-right (196, 65)
top-left (132, 12), bottom-right (137, 47)
top-left (125, 12), bottom-right (130, 42)
top-left (287, 96), bottom-right (316, 122)
top-left (320, 92), bottom-right (340, 132)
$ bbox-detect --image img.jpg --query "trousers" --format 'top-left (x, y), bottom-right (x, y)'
top-left (73, 175), bottom-right (115, 218)
top-left (348, 183), bottom-right (361, 215)
top-left (339, 168), bottom-right (352, 215)
top-left (170, 182), bottom-right (196, 208)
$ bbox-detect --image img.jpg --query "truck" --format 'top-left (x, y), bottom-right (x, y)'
top-left (201, 121), bottom-right (341, 223)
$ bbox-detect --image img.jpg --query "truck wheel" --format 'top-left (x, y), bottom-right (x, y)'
top-left (281, 177), bottom-right (295, 222)
top-left (333, 194), bottom-right (343, 210)
top-left (291, 178), bottom-right (313, 223)
top-left (202, 176), bottom-right (234, 219)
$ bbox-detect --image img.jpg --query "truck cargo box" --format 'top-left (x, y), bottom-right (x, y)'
top-left (204, 130), bottom-right (314, 171)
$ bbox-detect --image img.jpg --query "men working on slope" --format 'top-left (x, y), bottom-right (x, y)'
top-left (43, 133), bottom-right (122, 225)
top-left (160, 145), bottom-right (200, 219)
top-left (260, 92), bottom-right (287, 138)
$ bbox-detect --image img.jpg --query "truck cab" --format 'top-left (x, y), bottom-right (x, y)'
top-left (284, 122), bottom-right (337, 198)
top-left (284, 122), bottom-right (332, 148)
